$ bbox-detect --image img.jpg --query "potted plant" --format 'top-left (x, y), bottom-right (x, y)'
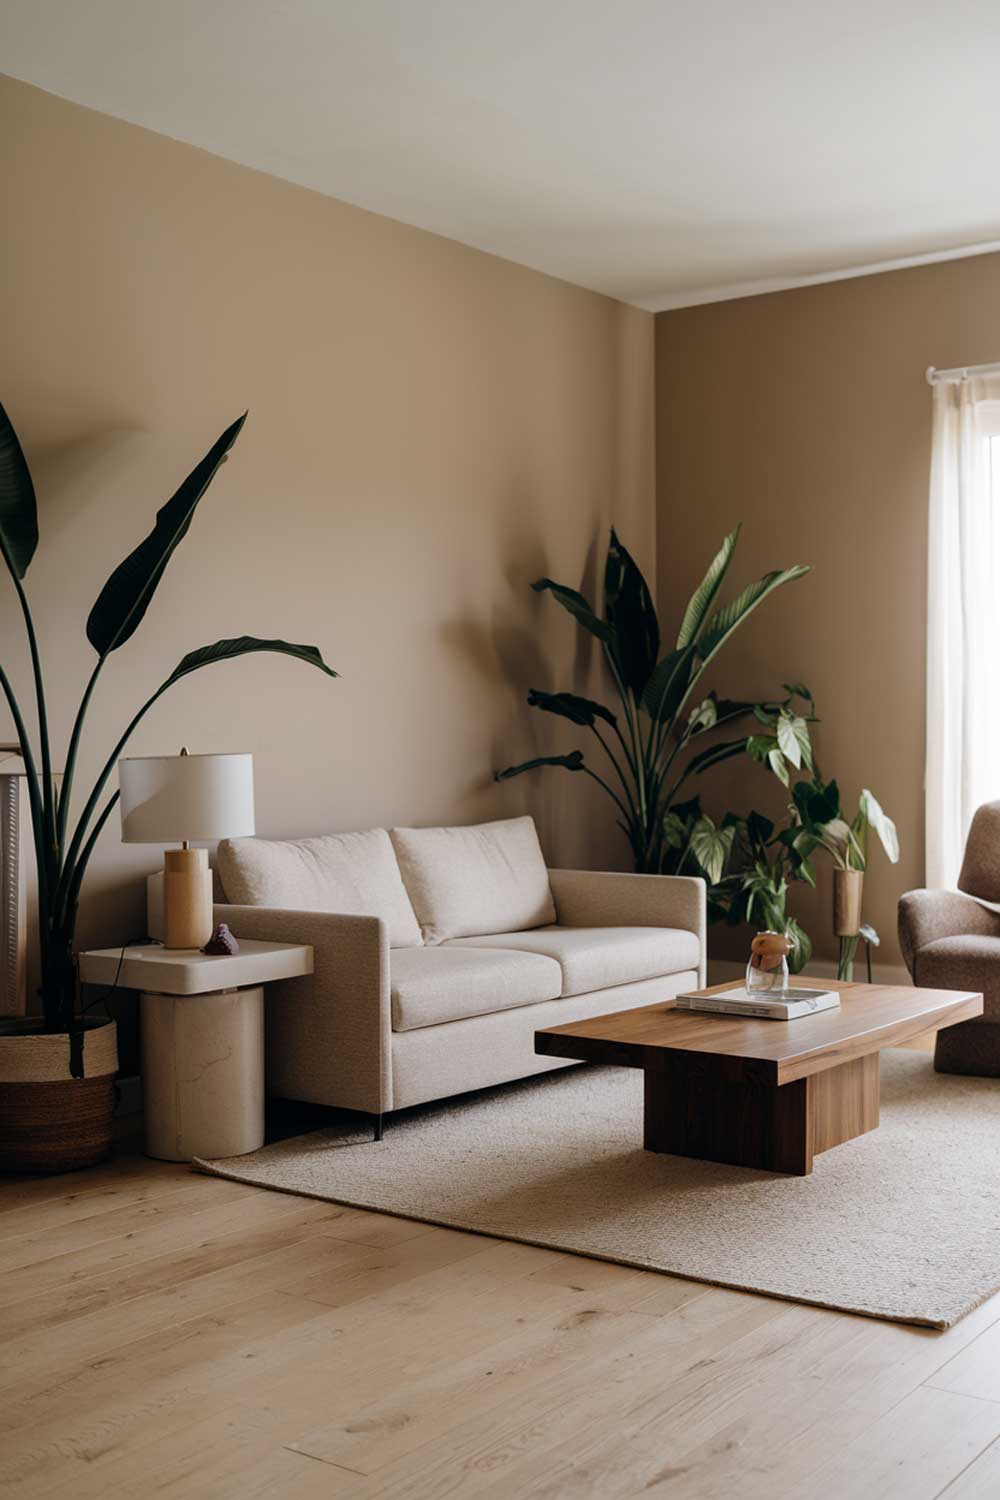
top-left (0, 403), bottom-right (337, 1172)
top-left (496, 526), bottom-right (809, 872)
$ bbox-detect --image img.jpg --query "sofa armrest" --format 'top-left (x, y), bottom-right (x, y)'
top-left (897, 889), bottom-right (1000, 978)
top-left (547, 870), bottom-right (706, 984)
top-left (214, 903), bottom-right (391, 1114)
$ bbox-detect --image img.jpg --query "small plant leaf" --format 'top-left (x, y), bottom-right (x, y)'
top-left (495, 750), bottom-right (586, 781)
top-left (688, 815), bottom-right (736, 886)
top-left (526, 689), bottom-right (617, 728)
top-left (532, 578), bottom-right (611, 642)
top-left (859, 789), bottom-right (900, 863)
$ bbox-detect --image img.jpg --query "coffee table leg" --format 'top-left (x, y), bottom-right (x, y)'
top-left (644, 1052), bottom-right (880, 1176)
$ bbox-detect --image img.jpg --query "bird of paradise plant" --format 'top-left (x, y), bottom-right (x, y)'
top-left (496, 526), bottom-right (809, 873)
top-left (0, 404), bottom-right (336, 1073)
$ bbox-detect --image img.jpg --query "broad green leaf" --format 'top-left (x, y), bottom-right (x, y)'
top-left (696, 564), bottom-right (811, 668)
top-left (526, 689), bottom-right (616, 728)
top-left (165, 635), bottom-right (337, 690)
top-left (0, 401), bottom-right (39, 580)
top-left (747, 733), bottom-right (775, 765)
top-left (746, 810), bottom-right (775, 848)
top-left (767, 746), bottom-right (790, 785)
top-left (603, 528), bottom-right (659, 695)
top-left (661, 810), bottom-right (689, 850)
top-left (640, 644), bottom-right (696, 723)
top-left (793, 777), bottom-right (841, 828)
top-left (859, 788), bottom-right (900, 863)
top-left (532, 578), bottom-right (611, 642)
top-left (817, 816), bottom-right (854, 865)
top-left (676, 525), bottom-right (740, 648)
top-left (495, 750), bottom-right (585, 781)
top-left (87, 414), bottom-right (246, 655)
top-left (776, 711), bottom-right (812, 771)
top-left (688, 816), bottom-right (735, 886)
top-left (783, 682), bottom-right (813, 703)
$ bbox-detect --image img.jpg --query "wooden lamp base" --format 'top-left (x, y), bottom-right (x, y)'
top-left (163, 847), bottom-right (213, 950)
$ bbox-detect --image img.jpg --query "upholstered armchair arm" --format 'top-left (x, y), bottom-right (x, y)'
top-left (547, 870), bottom-right (706, 984)
top-left (897, 889), bottom-right (1000, 977)
top-left (213, 903), bottom-right (391, 1114)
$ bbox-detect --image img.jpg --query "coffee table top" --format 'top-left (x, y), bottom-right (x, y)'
top-left (536, 977), bottom-right (983, 1085)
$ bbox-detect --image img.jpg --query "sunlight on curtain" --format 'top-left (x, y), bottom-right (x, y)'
top-left (926, 374), bottom-right (1000, 887)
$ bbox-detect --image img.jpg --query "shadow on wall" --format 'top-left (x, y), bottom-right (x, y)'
top-left (441, 489), bottom-right (611, 866)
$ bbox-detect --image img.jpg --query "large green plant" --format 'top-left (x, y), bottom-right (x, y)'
top-left (496, 527), bottom-right (809, 872)
top-left (0, 403), bottom-right (336, 1068)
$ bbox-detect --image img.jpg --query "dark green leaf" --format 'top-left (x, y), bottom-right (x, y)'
top-left (685, 737), bottom-right (748, 777)
top-left (526, 689), bottom-right (616, 728)
top-left (603, 528), bottom-right (659, 695)
top-left (532, 578), bottom-right (611, 642)
top-left (0, 401), bottom-right (39, 580)
top-left (792, 777), bottom-right (841, 828)
top-left (676, 525), bottom-right (740, 647)
top-left (640, 644), bottom-right (696, 723)
top-left (87, 413), bottom-right (247, 656)
top-left (746, 810), bottom-right (775, 848)
top-left (495, 750), bottom-right (585, 781)
top-left (165, 635), bottom-right (338, 690)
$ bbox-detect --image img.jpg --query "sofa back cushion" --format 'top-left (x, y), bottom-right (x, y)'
top-left (217, 829), bottom-right (423, 948)
top-left (390, 816), bottom-right (556, 945)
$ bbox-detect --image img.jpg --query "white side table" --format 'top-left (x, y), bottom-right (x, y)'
top-left (79, 940), bottom-right (313, 1163)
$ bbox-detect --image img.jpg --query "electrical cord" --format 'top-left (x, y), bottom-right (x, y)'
top-left (80, 935), bottom-right (159, 1018)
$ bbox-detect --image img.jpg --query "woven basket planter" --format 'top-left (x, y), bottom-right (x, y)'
top-left (0, 1021), bottom-right (118, 1173)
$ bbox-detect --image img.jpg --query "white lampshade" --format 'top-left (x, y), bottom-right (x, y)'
top-left (118, 753), bottom-right (255, 843)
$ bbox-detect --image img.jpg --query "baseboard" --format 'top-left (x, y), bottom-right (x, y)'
top-left (707, 958), bottom-right (912, 988)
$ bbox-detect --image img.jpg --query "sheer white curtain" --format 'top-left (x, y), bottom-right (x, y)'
top-left (926, 372), bottom-right (1000, 887)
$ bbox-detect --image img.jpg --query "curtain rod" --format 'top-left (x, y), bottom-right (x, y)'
top-left (926, 361), bottom-right (1000, 385)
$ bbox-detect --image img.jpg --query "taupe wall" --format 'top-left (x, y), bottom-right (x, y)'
top-left (656, 252), bottom-right (1000, 967)
top-left (0, 77), bottom-right (654, 1002)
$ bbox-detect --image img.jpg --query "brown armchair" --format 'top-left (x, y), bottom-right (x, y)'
top-left (899, 801), bottom-right (1000, 1075)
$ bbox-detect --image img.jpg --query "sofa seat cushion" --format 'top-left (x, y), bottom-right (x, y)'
top-left (390, 816), bottom-right (556, 944)
top-left (447, 925), bottom-right (701, 998)
top-left (390, 946), bottom-right (562, 1031)
top-left (217, 829), bottom-right (423, 948)
top-left (916, 935), bottom-right (1000, 1021)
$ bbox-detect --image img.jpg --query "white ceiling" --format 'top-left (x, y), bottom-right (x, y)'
top-left (4, 0), bottom-right (1000, 310)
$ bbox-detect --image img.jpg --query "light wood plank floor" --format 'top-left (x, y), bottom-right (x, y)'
top-left (2, 1133), bottom-right (1000, 1500)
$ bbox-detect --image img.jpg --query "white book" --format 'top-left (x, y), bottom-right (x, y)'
top-left (673, 986), bottom-right (841, 1021)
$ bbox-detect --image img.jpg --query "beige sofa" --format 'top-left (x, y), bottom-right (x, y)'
top-left (213, 816), bottom-right (705, 1134)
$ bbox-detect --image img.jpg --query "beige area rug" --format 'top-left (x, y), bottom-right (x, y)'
top-left (197, 1050), bottom-right (1000, 1329)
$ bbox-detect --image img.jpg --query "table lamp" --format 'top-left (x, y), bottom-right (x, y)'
top-left (118, 749), bottom-right (255, 949)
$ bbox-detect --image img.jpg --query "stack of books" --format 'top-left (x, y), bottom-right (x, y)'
top-left (674, 985), bottom-right (841, 1021)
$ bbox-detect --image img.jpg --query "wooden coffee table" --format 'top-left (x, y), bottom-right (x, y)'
top-left (535, 978), bottom-right (982, 1175)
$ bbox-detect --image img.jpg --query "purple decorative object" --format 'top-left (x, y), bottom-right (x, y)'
top-left (201, 922), bottom-right (240, 956)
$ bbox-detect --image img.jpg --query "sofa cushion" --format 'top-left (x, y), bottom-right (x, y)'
top-left (217, 829), bottom-right (423, 948)
top-left (390, 946), bottom-right (562, 1031)
top-left (390, 816), bottom-right (556, 945)
top-left (916, 935), bottom-right (1000, 1022)
top-left (447, 925), bottom-right (701, 998)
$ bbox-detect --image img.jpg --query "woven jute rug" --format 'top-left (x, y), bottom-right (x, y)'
top-left (197, 1049), bottom-right (1000, 1328)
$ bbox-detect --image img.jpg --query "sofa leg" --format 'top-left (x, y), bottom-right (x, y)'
top-left (372, 1113), bottom-right (384, 1143)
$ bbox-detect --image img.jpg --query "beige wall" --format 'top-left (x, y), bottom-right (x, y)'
top-left (656, 252), bottom-right (1000, 968)
top-left (0, 77), bottom-right (654, 1040)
